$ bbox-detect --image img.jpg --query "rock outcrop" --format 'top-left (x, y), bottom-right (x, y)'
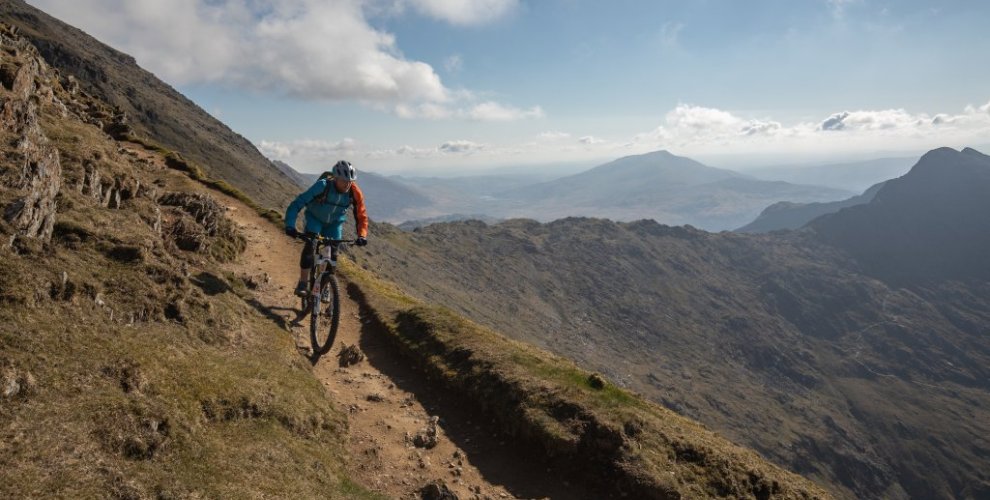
top-left (1, 22), bottom-right (62, 246)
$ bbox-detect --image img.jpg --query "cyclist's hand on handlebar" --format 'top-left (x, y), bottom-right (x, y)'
top-left (355, 236), bottom-right (368, 247)
top-left (285, 227), bottom-right (298, 238)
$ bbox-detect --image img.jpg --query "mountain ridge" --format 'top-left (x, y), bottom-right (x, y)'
top-left (811, 146), bottom-right (990, 284)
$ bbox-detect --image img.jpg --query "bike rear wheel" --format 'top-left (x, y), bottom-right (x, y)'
top-left (309, 273), bottom-right (341, 356)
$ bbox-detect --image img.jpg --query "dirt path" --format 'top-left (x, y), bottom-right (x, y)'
top-left (190, 181), bottom-right (589, 500)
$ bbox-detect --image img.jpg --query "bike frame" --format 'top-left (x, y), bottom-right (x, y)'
top-left (297, 234), bottom-right (355, 305)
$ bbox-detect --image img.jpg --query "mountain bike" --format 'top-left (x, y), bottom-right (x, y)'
top-left (294, 234), bottom-right (356, 357)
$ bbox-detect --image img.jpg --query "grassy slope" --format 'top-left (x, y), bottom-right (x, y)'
top-left (0, 55), bottom-right (378, 498)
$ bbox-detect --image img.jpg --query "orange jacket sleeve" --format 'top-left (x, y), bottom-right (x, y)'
top-left (350, 182), bottom-right (369, 237)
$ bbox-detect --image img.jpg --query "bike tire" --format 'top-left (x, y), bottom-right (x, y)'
top-left (310, 274), bottom-right (340, 356)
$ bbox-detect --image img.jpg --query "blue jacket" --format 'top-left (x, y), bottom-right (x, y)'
top-left (284, 179), bottom-right (369, 237)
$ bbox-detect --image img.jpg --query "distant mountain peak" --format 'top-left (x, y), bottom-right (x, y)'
top-left (811, 145), bottom-right (990, 283)
top-left (962, 146), bottom-right (989, 159)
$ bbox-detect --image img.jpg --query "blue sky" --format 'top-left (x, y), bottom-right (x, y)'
top-left (30, 0), bottom-right (990, 174)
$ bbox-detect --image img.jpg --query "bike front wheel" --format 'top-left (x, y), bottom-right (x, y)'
top-left (309, 273), bottom-right (341, 356)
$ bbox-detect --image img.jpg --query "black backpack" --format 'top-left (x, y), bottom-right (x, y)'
top-left (313, 171), bottom-right (336, 204)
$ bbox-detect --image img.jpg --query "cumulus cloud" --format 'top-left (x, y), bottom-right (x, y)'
top-left (741, 120), bottom-right (783, 136)
top-left (819, 111), bottom-right (849, 131)
top-left (818, 109), bottom-right (926, 132)
top-left (258, 138), bottom-right (358, 161)
top-left (408, 0), bottom-right (518, 26)
top-left (394, 100), bottom-right (544, 121)
top-left (632, 100), bottom-right (990, 156)
top-left (579, 136), bottom-right (604, 145)
top-left (32, 0), bottom-right (536, 119)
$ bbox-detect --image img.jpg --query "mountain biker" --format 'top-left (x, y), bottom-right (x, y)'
top-left (284, 160), bottom-right (369, 297)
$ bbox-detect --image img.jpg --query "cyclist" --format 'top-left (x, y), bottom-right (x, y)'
top-left (284, 160), bottom-right (369, 297)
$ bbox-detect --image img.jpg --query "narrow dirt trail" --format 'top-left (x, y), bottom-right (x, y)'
top-left (171, 174), bottom-right (591, 500)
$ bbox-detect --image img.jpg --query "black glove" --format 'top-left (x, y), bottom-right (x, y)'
top-left (285, 227), bottom-right (298, 238)
top-left (355, 236), bottom-right (368, 247)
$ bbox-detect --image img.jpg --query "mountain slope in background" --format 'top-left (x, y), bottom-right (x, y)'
top-left (747, 157), bottom-right (916, 192)
top-left (517, 150), bottom-right (745, 203)
top-left (0, 0), bottom-right (298, 210)
top-left (500, 150), bottom-right (852, 230)
top-left (350, 147), bottom-right (990, 499)
top-left (811, 147), bottom-right (990, 284)
top-left (737, 181), bottom-right (886, 233)
top-left (271, 160), bottom-right (312, 189)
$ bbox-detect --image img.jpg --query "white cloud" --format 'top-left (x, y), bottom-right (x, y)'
top-left (407, 0), bottom-right (517, 26)
top-left (394, 100), bottom-right (544, 121)
top-left (579, 136), bottom-right (604, 145)
top-left (466, 102), bottom-right (544, 121)
top-left (258, 137), bottom-right (359, 161)
top-left (741, 120), bottom-right (783, 136)
top-left (438, 140), bottom-right (486, 154)
top-left (818, 109), bottom-right (922, 132)
top-left (31, 0), bottom-right (536, 120)
top-left (964, 100), bottom-right (990, 115)
top-left (258, 140), bottom-right (292, 159)
top-left (665, 104), bottom-right (741, 130)
top-left (632, 100), bottom-right (990, 156)
top-left (537, 131), bottom-right (571, 140)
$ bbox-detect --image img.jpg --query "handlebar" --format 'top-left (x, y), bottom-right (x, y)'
top-left (292, 233), bottom-right (357, 245)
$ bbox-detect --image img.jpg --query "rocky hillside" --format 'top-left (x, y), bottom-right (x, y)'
top-left (0, 0), bottom-right (298, 210)
top-left (350, 150), bottom-right (990, 499)
top-left (0, 23), bottom-right (374, 498)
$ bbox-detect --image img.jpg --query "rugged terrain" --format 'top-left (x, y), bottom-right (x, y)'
top-left (348, 149), bottom-right (990, 499)
top-left (0, 18), bottom-right (833, 499)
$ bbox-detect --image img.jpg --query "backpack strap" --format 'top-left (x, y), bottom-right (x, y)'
top-left (313, 172), bottom-right (334, 203)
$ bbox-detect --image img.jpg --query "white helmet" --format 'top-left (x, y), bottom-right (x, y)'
top-left (332, 160), bottom-right (356, 181)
